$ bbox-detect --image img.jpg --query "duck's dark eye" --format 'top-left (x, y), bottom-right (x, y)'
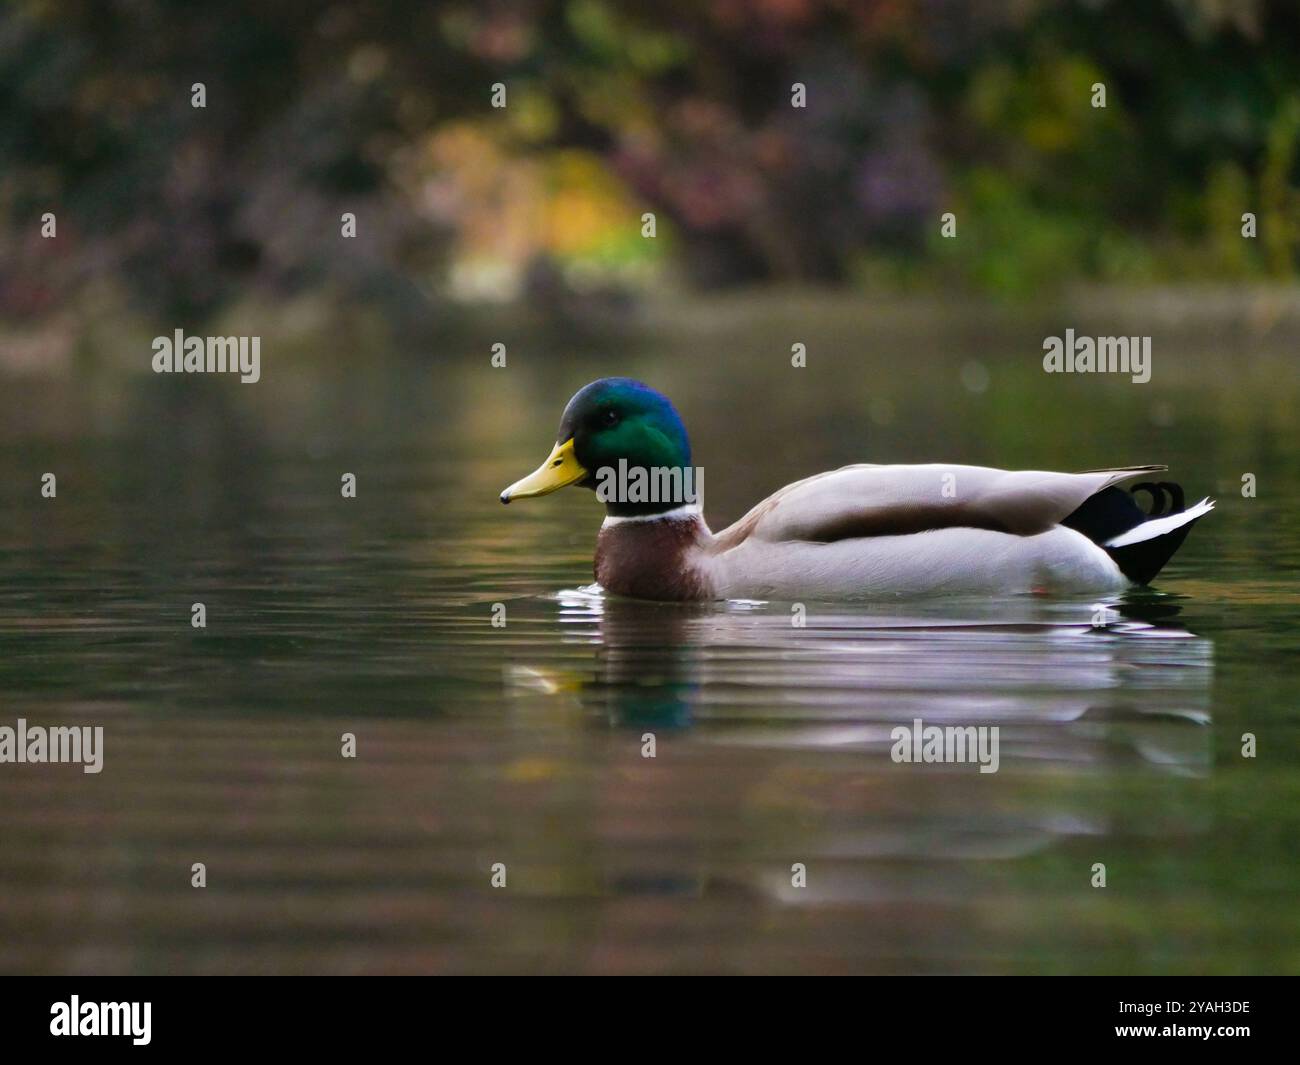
top-left (602, 409), bottom-right (620, 427)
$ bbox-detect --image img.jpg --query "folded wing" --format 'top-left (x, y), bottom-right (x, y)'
top-left (712, 464), bottom-right (1168, 547)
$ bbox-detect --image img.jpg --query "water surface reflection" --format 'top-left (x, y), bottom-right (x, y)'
top-left (525, 590), bottom-right (1212, 765)
top-left (2, 321), bottom-right (1296, 973)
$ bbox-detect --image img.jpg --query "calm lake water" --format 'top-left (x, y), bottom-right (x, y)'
top-left (2, 296), bottom-right (1298, 973)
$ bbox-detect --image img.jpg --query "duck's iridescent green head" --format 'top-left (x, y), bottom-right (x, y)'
top-left (500, 378), bottom-right (696, 517)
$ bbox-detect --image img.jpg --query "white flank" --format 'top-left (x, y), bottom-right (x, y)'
top-left (1105, 498), bottom-right (1215, 548)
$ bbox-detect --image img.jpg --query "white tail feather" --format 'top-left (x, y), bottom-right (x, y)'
top-left (1105, 498), bottom-right (1215, 548)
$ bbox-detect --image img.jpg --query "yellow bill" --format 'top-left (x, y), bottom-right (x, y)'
top-left (500, 438), bottom-right (588, 503)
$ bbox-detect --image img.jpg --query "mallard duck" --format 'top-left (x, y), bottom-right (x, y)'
top-left (500, 378), bottom-right (1213, 601)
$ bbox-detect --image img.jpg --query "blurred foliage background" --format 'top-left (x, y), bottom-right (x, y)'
top-left (2, 0), bottom-right (1299, 342)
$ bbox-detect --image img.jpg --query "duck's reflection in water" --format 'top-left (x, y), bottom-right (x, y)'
top-left (503, 588), bottom-right (1214, 913)
top-left (532, 587), bottom-right (1213, 771)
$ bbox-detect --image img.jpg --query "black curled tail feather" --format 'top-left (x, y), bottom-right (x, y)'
top-left (1063, 480), bottom-right (1208, 585)
top-left (1129, 481), bottom-right (1185, 517)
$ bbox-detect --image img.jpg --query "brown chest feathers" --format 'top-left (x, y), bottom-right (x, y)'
top-left (594, 515), bottom-right (714, 601)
